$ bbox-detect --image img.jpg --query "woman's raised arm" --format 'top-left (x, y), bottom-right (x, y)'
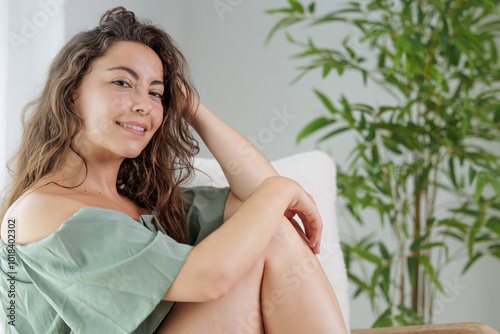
top-left (191, 98), bottom-right (279, 202)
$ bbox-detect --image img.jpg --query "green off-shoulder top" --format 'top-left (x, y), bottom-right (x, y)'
top-left (0, 186), bottom-right (231, 334)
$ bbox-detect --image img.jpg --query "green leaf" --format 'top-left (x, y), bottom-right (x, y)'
top-left (484, 173), bottom-right (500, 198)
top-left (313, 89), bottom-right (338, 114)
top-left (475, 174), bottom-right (486, 203)
top-left (352, 103), bottom-right (373, 113)
top-left (462, 252), bottom-right (483, 274)
top-left (407, 257), bottom-right (416, 288)
top-left (448, 157), bottom-right (457, 188)
top-left (284, 32), bottom-right (295, 44)
top-left (439, 230), bottom-right (465, 242)
top-left (345, 189), bottom-right (360, 218)
top-left (437, 219), bottom-right (469, 233)
top-left (308, 2), bottom-right (315, 13)
top-left (395, 315), bottom-right (412, 327)
top-left (337, 66), bottom-right (345, 76)
top-left (379, 242), bottom-right (391, 260)
top-left (288, 0), bottom-right (305, 13)
top-left (264, 8), bottom-right (295, 14)
top-left (420, 242), bottom-right (449, 259)
top-left (378, 51), bottom-right (386, 69)
top-left (410, 232), bottom-right (430, 251)
top-left (449, 207), bottom-right (481, 217)
top-left (370, 267), bottom-right (382, 305)
top-left (365, 125), bottom-right (376, 142)
top-left (387, 39), bottom-right (404, 77)
top-left (352, 246), bottom-right (382, 265)
top-left (265, 17), bottom-right (300, 45)
top-left (450, 36), bottom-right (475, 74)
top-left (468, 218), bottom-right (483, 258)
top-left (296, 117), bottom-right (335, 143)
top-left (469, 167), bottom-right (477, 186)
top-left (479, 0), bottom-right (500, 16)
top-left (397, 305), bottom-right (425, 325)
top-left (347, 272), bottom-right (370, 292)
top-left (489, 244), bottom-right (500, 259)
top-left (380, 267), bottom-right (391, 303)
top-left (486, 217), bottom-right (500, 238)
top-left (322, 63), bottom-right (333, 78)
top-left (477, 19), bottom-right (500, 34)
top-left (384, 137), bottom-right (403, 155)
top-left (372, 307), bottom-right (393, 328)
top-left (317, 127), bottom-right (351, 142)
top-left (419, 255), bottom-right (444, 293)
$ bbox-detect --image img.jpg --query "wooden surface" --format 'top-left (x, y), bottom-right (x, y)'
top-left (351, 322), bottom-right (499, 334)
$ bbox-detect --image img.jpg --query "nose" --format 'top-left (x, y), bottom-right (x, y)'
top-left (131, 88), bottom-right (153, 115)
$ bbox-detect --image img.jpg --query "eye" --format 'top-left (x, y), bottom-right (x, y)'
top-left (150, 92), bottom-right (163, 100)
top-left (113, 80), bottom-right (130, 87)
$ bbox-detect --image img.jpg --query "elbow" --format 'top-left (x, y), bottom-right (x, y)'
top-left (205, 269), bottom-right (236, 301)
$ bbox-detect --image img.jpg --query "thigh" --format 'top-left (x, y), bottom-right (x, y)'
top-left (157, 257), bottom-right (266, 334)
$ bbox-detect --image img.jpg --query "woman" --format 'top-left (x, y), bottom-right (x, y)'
top-left (0, 7), bottom-right (347, 334)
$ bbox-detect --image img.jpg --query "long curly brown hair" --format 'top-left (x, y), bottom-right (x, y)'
top-left (0, 7), bottom-right (202, 243)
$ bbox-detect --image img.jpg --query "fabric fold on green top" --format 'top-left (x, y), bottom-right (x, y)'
top-left (0, 186), bottom-right (231, 334)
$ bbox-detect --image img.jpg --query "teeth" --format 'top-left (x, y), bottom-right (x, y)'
top-left (117, 122), bottom-right (145, 132)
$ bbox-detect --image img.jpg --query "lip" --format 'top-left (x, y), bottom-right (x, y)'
top-left (116, 121), bottom-right (148, 137)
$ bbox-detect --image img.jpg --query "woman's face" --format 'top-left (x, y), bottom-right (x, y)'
top-left (72, 41), bottom-right (165, 161)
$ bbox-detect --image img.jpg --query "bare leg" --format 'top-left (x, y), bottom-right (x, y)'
top-left (288, 217), bottom-right (347, 329)
top-left (157, 255), bottom-right (266, 334)
top-left (260, 218), bottom-right (347, 333)
top-left (158, 218), bottom-right (347, 334)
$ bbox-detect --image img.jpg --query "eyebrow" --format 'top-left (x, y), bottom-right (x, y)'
top-left (107, 66), bottom-right (164, 86)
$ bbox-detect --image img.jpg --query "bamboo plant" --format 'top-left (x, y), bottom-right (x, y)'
top-left (265, 0), bottom-right (500, 327)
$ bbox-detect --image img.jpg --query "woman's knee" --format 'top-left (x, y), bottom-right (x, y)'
top-left (278, 217), bottom-right (308, 242)
top-left (262, 218), bottom-right (320, 292)
top-left (266, 217), bottom-right (309, 256)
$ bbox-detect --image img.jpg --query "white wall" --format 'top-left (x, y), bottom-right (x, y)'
top-left (0, 1), bottom-right (8, 192)
top-left (4, 0), bottom-right (67, 195)
top-left (3, 0), bottom-right (499, 331)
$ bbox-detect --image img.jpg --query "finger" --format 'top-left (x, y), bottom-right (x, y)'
top-left (307, 192), bottom-right (316, 204)
top-left (310, 228), bottom-right (322, 254)
top-left (284, 209), bottom-right (296, 219)
top-left (289, 216), bottom-right (322, 254)
top-left (297, 221), bottom-right (321, 252)
top-left (313, 239), bottom-right (321, 254)
top-left (299, 213), bottom-right (322, 252)
top-left (303, 223), bottom-right (310, 239)
top-left (311, 221), bottom-right (323, 246)
top-left (287, 217), bottom-right (310, 241)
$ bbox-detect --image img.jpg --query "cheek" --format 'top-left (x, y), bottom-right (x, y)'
top-left (152, 108), bottom-right (165, 132)
top-left (79, 92), bottom-right (127, 137)
top-left (106, 91), bottom-right (131, 114)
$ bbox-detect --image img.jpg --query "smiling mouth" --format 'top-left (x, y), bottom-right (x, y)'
top-left (116, 122), bottom-right (146, 132)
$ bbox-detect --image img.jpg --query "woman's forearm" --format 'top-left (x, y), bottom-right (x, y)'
top-left (165, 176), bottom-right (298, 301)
top-left (191, 100), bottom-right (279, 201)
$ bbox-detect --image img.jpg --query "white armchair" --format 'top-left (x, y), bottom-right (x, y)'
top-left (186, 150), bottom-right (351, 332)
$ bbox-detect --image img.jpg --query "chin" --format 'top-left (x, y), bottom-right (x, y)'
top-left (120, 147), bottom-right (146, 159)
top-left (124, 151), bottom-right (143, 159)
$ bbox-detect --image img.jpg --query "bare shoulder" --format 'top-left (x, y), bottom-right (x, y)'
top-left (1, 188), bottom-right (86, 246)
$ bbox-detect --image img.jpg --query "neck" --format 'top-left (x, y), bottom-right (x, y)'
top-left (49, 148), bottom-right (124, 199)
